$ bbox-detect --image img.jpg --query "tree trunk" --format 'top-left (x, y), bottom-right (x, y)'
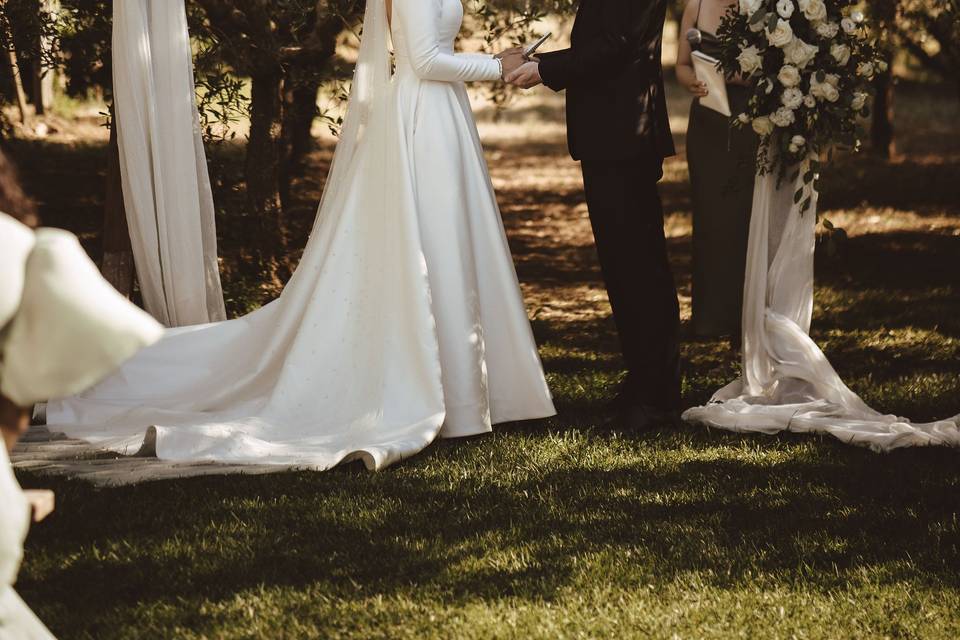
top-left (870, 62), bottom-right (895, 159)
top-left (868, 0), bottom-right (897, 158)
top-left (101, 110), bottom-right (135, 297)
top-left (31, 0), bottom-right (58, 116)
top-left (279, 75), bottom-right (319, 206)
top-left (30, 60), bottom-right (43, 115)
top-left (5, 47), bottom-right (30, 125)
top-left (245, 69), bottom-right (287, 285)
top-left (278, 15), bottom-right (342, 206)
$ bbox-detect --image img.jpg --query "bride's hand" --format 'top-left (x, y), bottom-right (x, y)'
top-left (684, 78), bottom-right (709, 97)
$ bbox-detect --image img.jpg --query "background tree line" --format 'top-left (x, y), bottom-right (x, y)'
top-left (0, 0), bottom-right (956, 275)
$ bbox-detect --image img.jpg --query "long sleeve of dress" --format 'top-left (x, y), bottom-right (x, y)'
top-left (394, 0), bottom-right (502, 82)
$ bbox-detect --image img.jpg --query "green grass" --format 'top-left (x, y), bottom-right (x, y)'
top-left (17, 425), bottom-right (960, 639)
top-left (9, 78), bottom-right (960, 638)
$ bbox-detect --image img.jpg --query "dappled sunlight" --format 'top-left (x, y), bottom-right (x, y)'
top-left (6, 34), bottom-right (960, 637)
top-left (824, 207), bottom-right (960, 236)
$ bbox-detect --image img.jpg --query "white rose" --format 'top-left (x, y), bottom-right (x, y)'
top-left (791, 134), bottom-right (806, 147)
top-left (739, 0), bottom-right (763, 16)
top-left (777, 0), bottom-right (795, 19)
top-left (752, 116), bottom-right (774, 136)
top-left (841, 17), bottom-right (857, 34)
top-left (810, 78), bottom-right (827, 101)
top-left (804, 94), bottom-right (817, 108)
top-left (798, 0), bottom-right (827, 22)
top-left (810, 73), bottom-right (840, 102)
top-left (851, 10), bottom-right (865, 23)
top-left (783, 38), bottom-right (819, 69)
top-left (857, 61), bottom-right (875, 79)
top-left (770, 106), bottom-right (796, 127)
top-left (737, 44), bottom-right (764, 75)
top-left (738, 112), bottom-right (752, 124)
top-left (782, 87), bottom-right (804, 109)
top-left (851, 91), bottom-right (867, 110)
top-left (767, 18), bottom-right (795, 48)
top-left (878, 60), bottom-right (889, 72)
top-left (816, 21), bottom-right (840, 39)
top-left (831, 43), bottom-right (851, 66)
top-left (778, 64), bottom-right (801, 87)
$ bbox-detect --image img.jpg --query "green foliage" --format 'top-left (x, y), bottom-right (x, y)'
top-left (892, 0), bottom-right (960, 83)
top-left (56, 0), bottom-right (111, 100)
top-left (0, 0), bottom-right (59, 132)
top-left (0, 0), bottom-right (59, 68)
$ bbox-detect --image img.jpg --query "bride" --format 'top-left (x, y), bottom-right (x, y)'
top-left (46, 0), bottom-right (556, 469)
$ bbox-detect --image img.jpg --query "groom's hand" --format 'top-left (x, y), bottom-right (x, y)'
top-left (499, 51), bottom-right (527, 79)
top-left (494, 46), bottom-right (522, 60)
top-left (506, 61), bottom-right (542, 89)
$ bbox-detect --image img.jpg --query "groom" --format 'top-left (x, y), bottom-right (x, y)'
top-left (505, 1), bottom-right (681, 429)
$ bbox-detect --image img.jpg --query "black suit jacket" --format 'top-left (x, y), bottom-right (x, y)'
top-left (538, 0), bottom-right (676, 163)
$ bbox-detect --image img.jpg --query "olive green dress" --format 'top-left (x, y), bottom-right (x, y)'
top-left (687, 31), bottom-right (758, 338)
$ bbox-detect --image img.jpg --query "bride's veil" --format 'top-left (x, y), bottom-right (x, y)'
top-left (308, 0), bottom-right (391, 237)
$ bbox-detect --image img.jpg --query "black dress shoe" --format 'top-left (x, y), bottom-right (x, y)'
top-left (613, 404), bottom-right (681, 431)
top-left (604, 391), bottom-right (631, 413)
top-left (604, 375), bottom-right (639, 412)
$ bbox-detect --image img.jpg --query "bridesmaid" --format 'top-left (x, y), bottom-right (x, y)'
top-left (677, 0), bottom-right (758, 341)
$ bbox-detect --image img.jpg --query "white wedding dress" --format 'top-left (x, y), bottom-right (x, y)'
top-left (47, 0), bottom-right (555, 470)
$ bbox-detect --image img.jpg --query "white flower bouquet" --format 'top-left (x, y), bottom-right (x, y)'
top-left (715, 0), bottom-right (883, 210)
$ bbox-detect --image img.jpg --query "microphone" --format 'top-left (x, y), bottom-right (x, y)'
top-left (686, 28), bottom-right (703, 46)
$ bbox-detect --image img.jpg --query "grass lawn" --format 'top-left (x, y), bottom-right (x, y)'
top-left (8, 77), bottom-right (960, 638)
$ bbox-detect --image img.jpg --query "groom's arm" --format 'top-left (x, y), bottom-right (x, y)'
top-left (538, 0), bottom-right (656, 92)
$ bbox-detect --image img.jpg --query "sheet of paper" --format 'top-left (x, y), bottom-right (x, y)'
top-left (691, 50), bottom-right (732, 117)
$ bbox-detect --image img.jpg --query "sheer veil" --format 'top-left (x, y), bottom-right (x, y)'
top-left (307, 0), bottom-right (390, 238)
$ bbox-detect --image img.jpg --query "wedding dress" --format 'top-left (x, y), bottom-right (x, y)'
top-left (46, 0), bottom-right (555, 470)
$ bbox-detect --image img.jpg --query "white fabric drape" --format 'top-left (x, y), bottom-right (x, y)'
top-left (112, 0), bottom-right (225, 326)
top-left (683, 159), bottom-right (960, 451)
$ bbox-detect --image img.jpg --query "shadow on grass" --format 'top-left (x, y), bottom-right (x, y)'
top-left (18, 428), bottom-right (960, 633)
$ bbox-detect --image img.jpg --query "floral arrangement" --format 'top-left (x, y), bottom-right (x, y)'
top-left (715, 0), bottom-right (884, 209)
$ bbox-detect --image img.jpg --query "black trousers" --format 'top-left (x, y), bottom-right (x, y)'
top-left (581, 157), bottom-right (681, 410)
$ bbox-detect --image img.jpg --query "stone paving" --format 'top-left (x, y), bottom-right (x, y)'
top-left (12, 426), bottom-right (294, 485)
